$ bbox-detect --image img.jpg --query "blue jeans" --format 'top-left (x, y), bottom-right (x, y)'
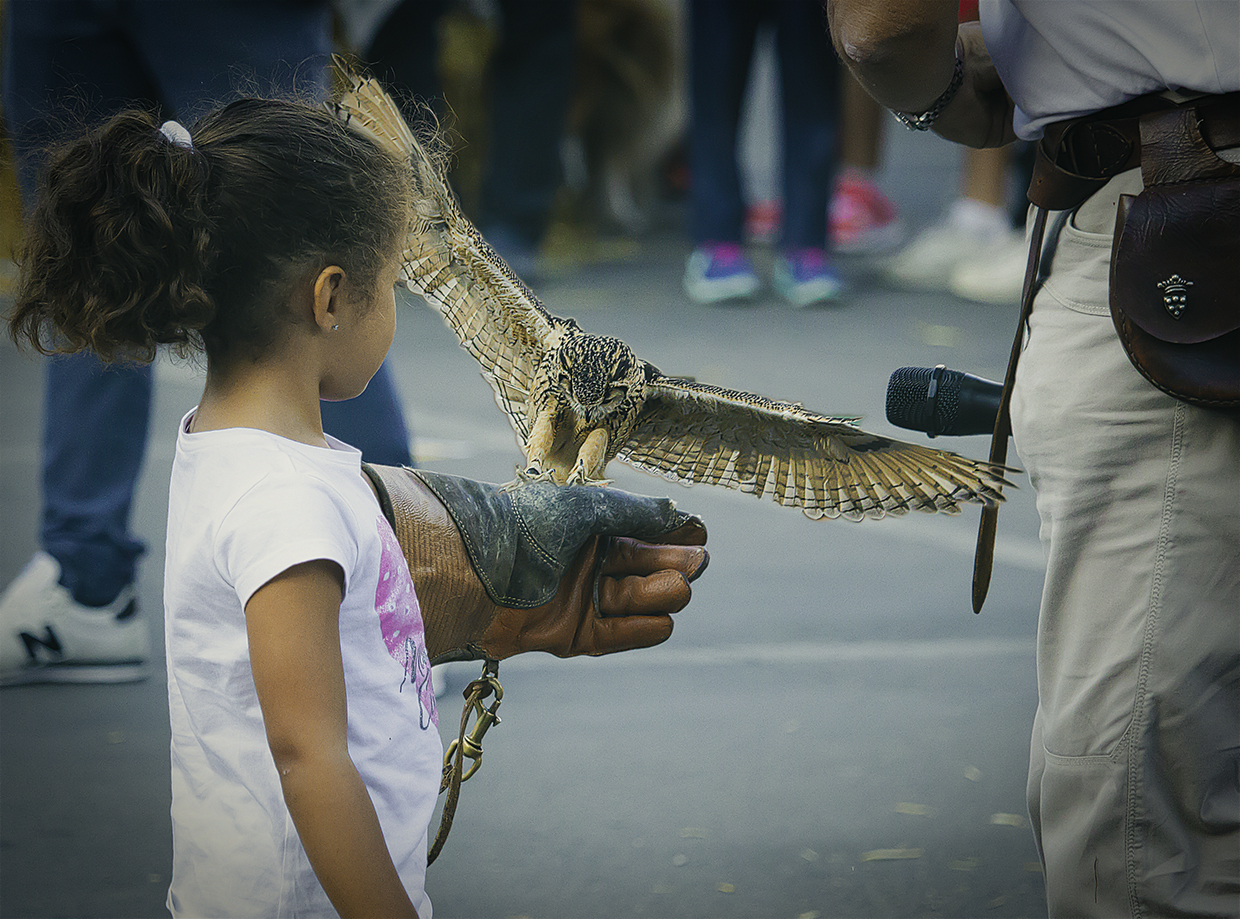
top-left (4, 0), bottom-right (413, 605)
top-left (478, 0), bottom-right (575, 248)
top-left (688, 0), bottom-right (841, 249)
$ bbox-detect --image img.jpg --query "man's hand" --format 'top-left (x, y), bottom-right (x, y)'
top-left (932, 23), bottom-right (1016, 148)
top-left (362, 465), bottom-right (709, 663)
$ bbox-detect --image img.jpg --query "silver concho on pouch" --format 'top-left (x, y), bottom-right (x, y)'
top-left (1157, 274), bottom-right (1193, 319)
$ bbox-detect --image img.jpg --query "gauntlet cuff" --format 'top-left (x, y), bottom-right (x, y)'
top-left (363, 464), bottom-right (496, 663)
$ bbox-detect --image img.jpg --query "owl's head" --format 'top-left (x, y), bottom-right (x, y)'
top-left (558, 334), bottom-right (644, 420)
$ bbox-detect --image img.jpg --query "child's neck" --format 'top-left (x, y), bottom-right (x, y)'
top-left (191, 359), bottom-right (330, 449)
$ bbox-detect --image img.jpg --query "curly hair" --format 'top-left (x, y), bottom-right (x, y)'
top-left (9, 95), bottom-right (413, 364)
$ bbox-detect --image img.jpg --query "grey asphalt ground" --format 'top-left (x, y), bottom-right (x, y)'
top-left (1, 127), bottom-right (1051, 918)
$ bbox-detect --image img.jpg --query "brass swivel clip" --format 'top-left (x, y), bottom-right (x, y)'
top-left (445, 661), bottom-right (503, 783)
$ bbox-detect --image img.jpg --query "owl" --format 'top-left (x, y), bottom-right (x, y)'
top-left (331, 67), bottom-right (1012, 521)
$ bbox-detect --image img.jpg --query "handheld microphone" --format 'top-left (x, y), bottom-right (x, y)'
top-left (886, 365), bottom-right (1003, 437)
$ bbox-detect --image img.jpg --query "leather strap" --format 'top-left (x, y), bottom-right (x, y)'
top-left (971, 206), bottom-right (1047, 613)
top-left (427, 663), bottom-right (503, 866)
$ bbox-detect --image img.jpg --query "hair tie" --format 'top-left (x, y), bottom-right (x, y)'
top-left (159, 120), bottom-right (194, 151)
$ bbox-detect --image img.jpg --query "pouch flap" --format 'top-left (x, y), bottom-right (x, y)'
top-left (1110, 184), bottom-right (1240, 344)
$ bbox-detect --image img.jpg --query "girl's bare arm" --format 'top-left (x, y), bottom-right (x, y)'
top-left (246, 560), bottom-right (420, 919)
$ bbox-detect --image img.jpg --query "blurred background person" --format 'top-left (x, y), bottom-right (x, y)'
top-left (0, 0), bottom-right (415, 687)
top-left (829, 72), bottom-right (904, 256)
top-left (683, 0), bottom-right (843, 308)
top-left (881, 0), bottom-right (1031, 305)
top-left (349, 0), bottom-right (575, 286)
top-left (884, 142), bottom-right (1031, 303)
top-left (471, 0), bottom-right (576, 283)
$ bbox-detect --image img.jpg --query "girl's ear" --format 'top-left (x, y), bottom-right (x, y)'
top-left (311, 266), bottom-right (347, 333)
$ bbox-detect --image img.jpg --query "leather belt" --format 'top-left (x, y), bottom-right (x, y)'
top-left (1030, 91), bottom-right (1240, 211)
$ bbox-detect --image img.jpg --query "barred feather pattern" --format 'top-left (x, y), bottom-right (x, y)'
top-left (329, 66), bottom-right (1013, 520)
top-left (330, 66), bottom-right (564, 445)
top-left (623, 380), bottom-right (1007, 521)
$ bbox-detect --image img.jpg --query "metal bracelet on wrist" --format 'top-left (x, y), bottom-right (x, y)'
top-left (892, 42), bottom-right (965, 132)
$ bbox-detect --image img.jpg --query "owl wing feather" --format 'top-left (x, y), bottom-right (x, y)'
top-left (329, 63), bottom-right (564, 443)
top-left (620, 377), bottom-right (1012, 521)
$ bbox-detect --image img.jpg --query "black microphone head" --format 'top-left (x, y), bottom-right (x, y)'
top-left (886, 366), bottom-right (960, 435)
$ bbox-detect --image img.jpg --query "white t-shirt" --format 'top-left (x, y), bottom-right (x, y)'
top-left (979, 0), bottom-right (1240, 139)
top-left (164, 410), bottom-right (441, 918)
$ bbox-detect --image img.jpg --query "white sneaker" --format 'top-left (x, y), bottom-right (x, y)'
top-left (0, 553), bottom-right (149, 686)
top-left (949, 229), bottom-right (1029, 304)
top-left (885, 198), bottom-right (1012, 290)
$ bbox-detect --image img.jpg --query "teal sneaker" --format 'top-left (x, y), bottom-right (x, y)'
top-left (683, 243), bottom-right (760, 304)
top-left (775, 248), bottom-right (844, 307)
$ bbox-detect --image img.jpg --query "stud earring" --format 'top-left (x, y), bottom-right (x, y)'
top-left (331, 324), bottom-right (339, 331)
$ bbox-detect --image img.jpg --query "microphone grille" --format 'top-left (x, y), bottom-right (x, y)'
top-left (886, 366), bottom-right (961, 434)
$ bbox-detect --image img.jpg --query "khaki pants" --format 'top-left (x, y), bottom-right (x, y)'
top-left (1011, 166), bottom-right (1240, 918)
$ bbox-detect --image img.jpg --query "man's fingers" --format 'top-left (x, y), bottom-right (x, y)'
top-left (584, 611), bottom-right (674, 655)
top-left (600, 537), bottom-right (710, 582)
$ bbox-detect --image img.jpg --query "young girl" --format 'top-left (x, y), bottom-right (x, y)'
top-left (10, 97), bottom-right (437, 917)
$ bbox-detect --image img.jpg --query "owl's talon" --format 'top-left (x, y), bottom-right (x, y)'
top-left (566, 461), bottom-right (612, 488)
top-left (505, 463), bottom-right (558, 490)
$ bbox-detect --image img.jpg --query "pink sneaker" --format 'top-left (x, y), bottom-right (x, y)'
top-left (830, 173), bottom-right (905, 255)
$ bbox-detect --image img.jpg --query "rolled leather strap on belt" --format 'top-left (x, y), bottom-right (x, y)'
top-left (1030, 91), bottom-right (1240, 211)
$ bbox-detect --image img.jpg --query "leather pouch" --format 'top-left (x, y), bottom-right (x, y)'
top-left (1109, 105), bottom-right (1240, 411)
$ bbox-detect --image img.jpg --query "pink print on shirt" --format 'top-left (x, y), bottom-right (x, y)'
top-left (375, 516), bottom-right (438, 728)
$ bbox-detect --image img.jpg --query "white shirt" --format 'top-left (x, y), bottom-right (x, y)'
top-left (979, 0), bottom-right (1240, 139)
top-left (164, 411), bottom-right (440, 918)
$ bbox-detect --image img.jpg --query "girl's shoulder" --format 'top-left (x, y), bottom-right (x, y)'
top-left (174, 421), bottom-right (374, 547)
top-left (177, 419), bottom-right (362, 493)
top-left (172, 426), bottom-right (381, 611)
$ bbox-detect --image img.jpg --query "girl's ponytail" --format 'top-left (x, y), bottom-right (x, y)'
top-left (10, 110), bottom-right (217, 361)
top-left (11, 95), bottom-right (411, 364)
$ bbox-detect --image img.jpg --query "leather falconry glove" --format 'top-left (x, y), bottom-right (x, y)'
top-left (362, 465), bottom-right (709, 663)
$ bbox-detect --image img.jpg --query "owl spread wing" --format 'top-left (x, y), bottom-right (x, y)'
top-left (329, 64), bottom-right (564, 444)
top-left (620, 376), bottom-right (1012, 521)
top-left (330, 67), bottom-right (1013, 521)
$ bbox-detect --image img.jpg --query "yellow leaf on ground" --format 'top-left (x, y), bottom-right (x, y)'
top-left (990, 813), bottom-right (1027, 827)
top-left (861, 847), bottom-right (924, 861)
